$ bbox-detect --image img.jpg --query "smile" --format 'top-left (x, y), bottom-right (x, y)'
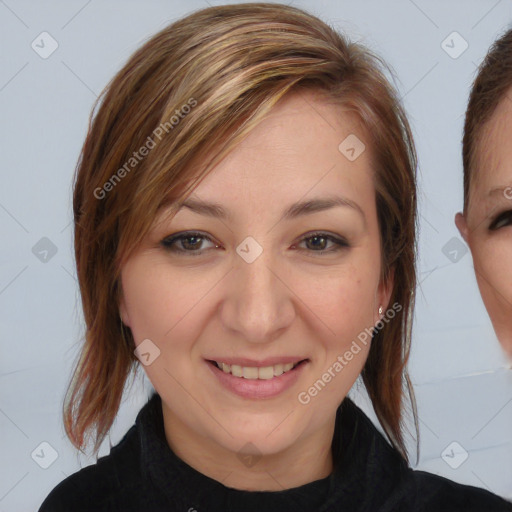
top-left (205, 358), bottom-right (309, 399)
top-left (209, 360), bottom-right (306, 379)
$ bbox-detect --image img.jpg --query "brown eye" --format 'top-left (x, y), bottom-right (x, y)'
top-left (489, 210), bottom-right (512, 231)
top-left (293, 232), bottom-right (349, 255)
top-left (160, 231), bottom-right (219, 255)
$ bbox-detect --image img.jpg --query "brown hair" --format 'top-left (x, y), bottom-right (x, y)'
top-left (64, 2), bottom-right (418, 462)
top-left (462, 27), bottom-right (512, 212)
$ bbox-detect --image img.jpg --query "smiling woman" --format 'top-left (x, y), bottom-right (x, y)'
top-left (39, 2), bottom-right (511, 511)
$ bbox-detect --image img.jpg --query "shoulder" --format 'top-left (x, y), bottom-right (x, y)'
top-left (394, 469), bottom-right (512, 511)
top-left (38, 426), bottom-right (141, 512)
top-left (338, 399), bottom-right (511, 511)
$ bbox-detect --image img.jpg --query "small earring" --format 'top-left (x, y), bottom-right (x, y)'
top-left (378, 306), bottom-right (383, 315)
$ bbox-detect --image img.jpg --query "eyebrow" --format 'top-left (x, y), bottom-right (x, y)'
top-left (174, 195), bottom-right (366, 223)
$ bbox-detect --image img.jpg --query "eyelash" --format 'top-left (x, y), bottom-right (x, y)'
top-left (489, 210), bottom-right (512, 231)
top-left (160, 231), bottom-right (349, 257)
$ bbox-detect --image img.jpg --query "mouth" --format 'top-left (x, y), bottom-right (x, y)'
top-left (206, 358), bottom-right (309, 380)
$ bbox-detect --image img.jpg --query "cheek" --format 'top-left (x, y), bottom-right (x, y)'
top-left (292, 258), bottom-right (378, 344)
top-left (472, 237), bottom-right (512, 305)
top-left (121, 259), bottom-right (200, 341)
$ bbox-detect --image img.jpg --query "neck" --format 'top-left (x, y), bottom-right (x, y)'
top-left (161, 405), bottom-right (336, 491)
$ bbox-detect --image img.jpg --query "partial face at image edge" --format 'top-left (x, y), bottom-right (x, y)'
top-left (456, 91), bottom-right (512, 359)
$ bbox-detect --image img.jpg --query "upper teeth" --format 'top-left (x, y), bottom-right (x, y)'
top-left (215, 361), bottom-right (300, 379)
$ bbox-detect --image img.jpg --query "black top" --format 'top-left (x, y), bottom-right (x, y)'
top-left (39, 391), bottom-right (511, 511)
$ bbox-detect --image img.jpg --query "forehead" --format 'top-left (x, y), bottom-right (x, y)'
top-left (179, 90), bottom-right (375, 215)
top-left (473, 93), bottom-right (512, 191)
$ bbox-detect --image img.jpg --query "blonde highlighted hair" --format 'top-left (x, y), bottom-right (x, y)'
top-left (65, 2), bottom-right (418, 461)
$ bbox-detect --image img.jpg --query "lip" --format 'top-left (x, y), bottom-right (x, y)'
top-left (204, 356), bottom-right (306, 367)
top-left (205, 358), bottom-right (309, 399)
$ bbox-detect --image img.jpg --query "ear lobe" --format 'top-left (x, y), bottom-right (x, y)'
top-left (378, 265), bottom-right (395, 314)
top-left (455, 212), bottom-right (469, 243)
top-left (119, 295), bottom-right (131, 327)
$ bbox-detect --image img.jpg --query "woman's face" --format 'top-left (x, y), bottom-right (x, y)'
top-left (456, 93), bottom-right (512, 357)
top-left (120, 89), bottom-right (392, 460)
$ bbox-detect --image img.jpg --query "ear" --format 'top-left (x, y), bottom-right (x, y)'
top-left (377, 265), bottom-right (395, 318)
top-left (455, 212), bottom-right (469, 243)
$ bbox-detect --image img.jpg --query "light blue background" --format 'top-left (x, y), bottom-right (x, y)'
top-left (1, 1), bottom-right (511, 510)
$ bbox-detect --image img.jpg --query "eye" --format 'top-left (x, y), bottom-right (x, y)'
top-left (489, 210), bottom-right (512, 231)
top-left (292, 231), bottom-right (349, 255)
top-left (160, 231), bottom-right (219, 256)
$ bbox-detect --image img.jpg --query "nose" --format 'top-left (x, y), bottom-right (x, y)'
top-left (219, 245), bottom-right (295, 344)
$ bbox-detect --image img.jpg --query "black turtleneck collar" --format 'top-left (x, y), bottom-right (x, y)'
top-left (39, 389), bottom-right (512, 511)
top-left (136, 391), bottom-right (407, 512)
